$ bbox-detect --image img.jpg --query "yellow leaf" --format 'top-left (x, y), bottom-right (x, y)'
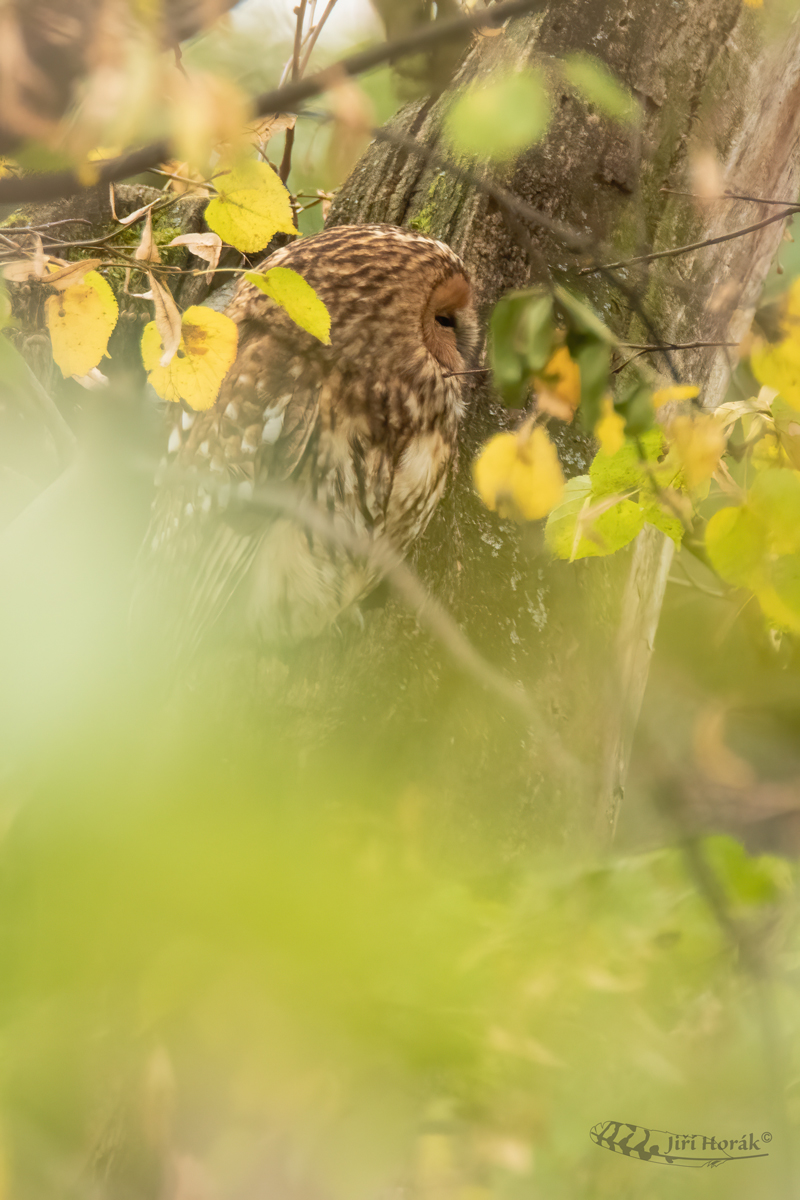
top-left (594, 394), bottom-right (626, 455)
top-left (665, 413), bottom-right (726, 490)
top-left (205, 160), bottom-right (297, 254)
top-left (751, 337), bottom-right (800, 410)
top-left (473, 426), bottom-right (564, 521)
top-left (652, 384), bottom-right (700, 407)
top-left (142, 306), bottom-right (238, 411)
top-left (244, 267), bottom-right (331, 345)
top-left (45, 270), bottom-right (118, 378)
top-left (533, 345), bottom-right (581, 420)
top-left (751, 431), bottom-right (786, 470)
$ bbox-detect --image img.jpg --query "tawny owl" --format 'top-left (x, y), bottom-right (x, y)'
top-left (137, 224), bottom-right (479, 660)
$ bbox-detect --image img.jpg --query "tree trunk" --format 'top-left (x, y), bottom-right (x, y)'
top-left (5, 2), bottom-right (800, 852)
top-left (302, 0), bottom-right (800, 846)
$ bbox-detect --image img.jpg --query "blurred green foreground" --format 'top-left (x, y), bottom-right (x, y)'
top-left (0, 424), bottom-right (798, 1200)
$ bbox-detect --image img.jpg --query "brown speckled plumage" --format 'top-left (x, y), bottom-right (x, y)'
top-left (139, 224), bottom-right (478, 657)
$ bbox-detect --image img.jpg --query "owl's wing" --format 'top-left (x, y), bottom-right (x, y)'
top-left (134, 315), bottom-right (323, 665)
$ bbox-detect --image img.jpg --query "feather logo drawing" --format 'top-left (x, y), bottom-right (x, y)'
top-left (590, 1121), bottom-right (771, 1168)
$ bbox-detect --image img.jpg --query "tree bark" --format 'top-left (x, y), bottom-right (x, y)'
top-left (313, 0), bottom-right (800, 845)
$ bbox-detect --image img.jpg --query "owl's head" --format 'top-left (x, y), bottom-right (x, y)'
top-left (422, 269), bottom-right (479, 375)
top-left (248, 224), bottom-right (479, 380)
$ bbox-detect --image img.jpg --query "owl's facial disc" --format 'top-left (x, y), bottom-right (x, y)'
top-left (423, 274), bottom-right (478, 373)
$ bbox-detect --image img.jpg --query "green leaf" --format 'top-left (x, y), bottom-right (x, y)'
top-left (554, 287), bottom-right (616, 344)
top-left (705, 504), bottom-right (766, 587)
top-left (545, 475), bottom-right (593, 559)
top-left (489, 290), bottom-right (554, 407)
top-left (206, 160), bottom-right (297, 254)
top-left (245, 267), bottom-right (331, 345)
top-left (544, 475), bottom-right (644, 560)
top-left (617, 382), bottom-right (656, 436)
top-left (749, 468), bottom-right (800, 555)
top-left (571, 337), bottom-right (611, 431)
top-left (639, 493), bottom-right (685, 544)
top-left (444, 70), bottom-right (551, 162)
top-left (703, 836), bottom-right (789, 906)
top-left (562, 54), bottom-right (638, 125)
top-left (591, 498), bottom-right (646, 555)
top-left (590, 428), bottom-right (664, 499)
top-left (578, 429), bottom-right (682, 546)
top-left (770, 554), bottom-right (800, 618)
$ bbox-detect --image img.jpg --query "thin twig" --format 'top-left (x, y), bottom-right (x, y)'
top-left (30, 204), bottom-right (181, 251)
top-left (278, 0), bottom-right (309, 87)
top-left (13, 356), bottom-right (76, 467)
top-left (619, 339), bottom-right (738, 350)
top-left (138, 458), bottom-right (589, 788)
top-left (299, 0), bottom-right (340, 76)
top-left (612, 339), bottom-right (738, 374)
top-left (280, 0), bottom-right (308, 182)
top-left (661, 185), bottom-right (800, 209)
top-left (598, 267), bottom-right (680, 383)
top-left (0, 218), bottom-right (93, 233)
top-left (279, 123), bottom-right (297, 187)
top-left (370, 125), bottom-right (590, 253)
top-left (580, 207), bottom-right (797, 275)
top-left (0, 0), bottom-right (547, 206)
top-left (612, 347), bottom-right (654, 372)
top-left (150, 462), bottom-right (545, 730)
top-left (277, 489), bottom-right (538, 721)
top-left (148, 166), bottom-right (216, 190)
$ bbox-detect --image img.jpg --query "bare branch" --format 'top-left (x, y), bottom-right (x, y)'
top-left (580, 208), bottom-right (797, 275)
top-left (279, 0), bottom-right (308, 183)
top-left (10, 355), bottom-right (76, 468)
top-left (254, 481), bottom-right (540, 721)
top-left (0, 0), bottom-right (548, 206)
top-left (299, 0), bottom-right (341, 76)
top-left (612, 339), bottom-right (739, 372)
top-left (661, 185), bottom-right (800, 209)
top-left (0, 218), bottom-right (93, 233)
top-left (619, 340), bottom-right (739, 350)
top-left (369, 125), bottom-right (590, 254)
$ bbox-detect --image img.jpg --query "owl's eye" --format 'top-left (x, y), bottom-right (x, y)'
top-left (435, 313), bottom-right (457, 329)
